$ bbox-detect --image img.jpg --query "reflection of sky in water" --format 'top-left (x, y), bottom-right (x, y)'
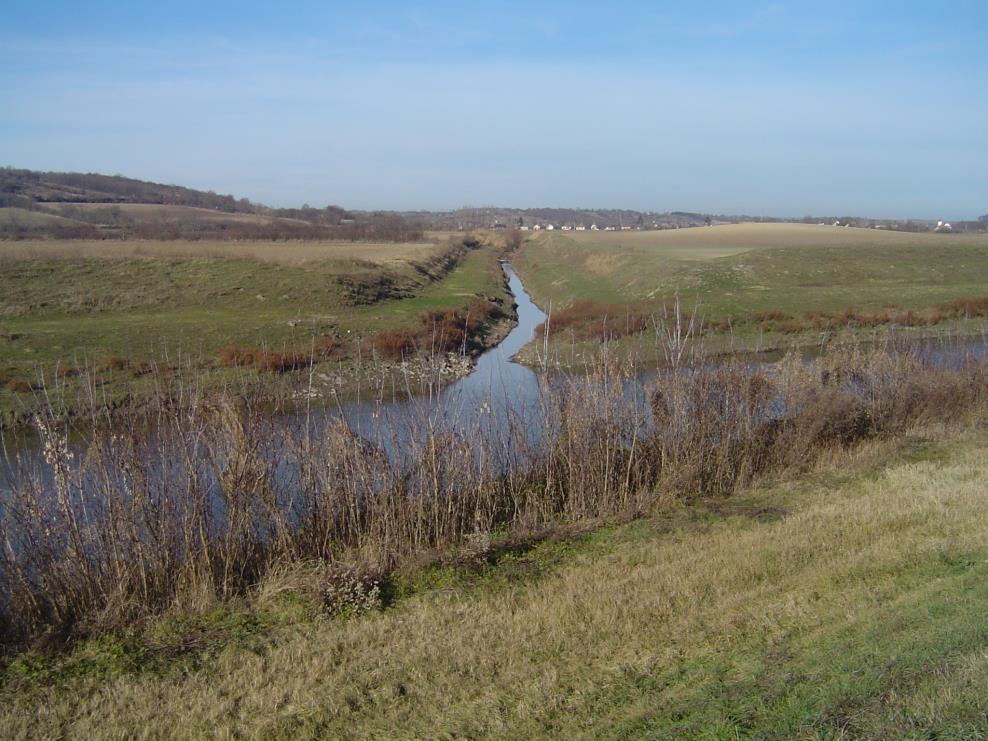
top-left (3, 260), bottom-right (988, 488)
top-left (327, 263), bottom-right (549, 453)
top-left (444, 264), bottom-right (547, 410)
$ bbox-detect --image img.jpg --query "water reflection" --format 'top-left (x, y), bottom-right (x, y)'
top-left (327, 263), bottom-right (549, 451)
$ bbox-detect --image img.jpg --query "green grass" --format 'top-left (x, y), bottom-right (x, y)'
top-left (511, 224), bottom-right (988, 364)
top-left (3, 429), bottom-right (987, 737)
top-left (516, 224), bottom-right (988, 315)
top-left (0, 237), bottom-right (510, 416)
top-left (0, 207), bottom-right (86, 227)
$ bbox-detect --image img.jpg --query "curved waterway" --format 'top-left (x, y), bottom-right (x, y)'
top-left (2, 260), bottom-right (987, 480)
top-left (324, 262), bottom-right (549, 448)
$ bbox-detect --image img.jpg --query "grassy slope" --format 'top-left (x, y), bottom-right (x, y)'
top-left (0, 208), bottom-right (87, 227)
top-left (0, 239), bottom-right (509, 408)
top-left (3, 429), bottom-right (987, 737)
top-left (513, 224), bottom-right (988, 356)
top-left (51, 203), bottom-right (298, 224)
top-left (513, 224), bottom-right (988, 362)
top-left (0, 204), bottom-right (317, 232)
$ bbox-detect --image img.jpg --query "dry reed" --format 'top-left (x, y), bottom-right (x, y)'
top-left (0, 338), bottom-right (985, 652)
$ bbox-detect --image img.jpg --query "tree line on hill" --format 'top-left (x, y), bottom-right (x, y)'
top-left (1, 167), bottom-right (984, 239)
top-left (0, 167), bottom-right (257, 212)
top-left (0, 168), bottom-right (423, 241)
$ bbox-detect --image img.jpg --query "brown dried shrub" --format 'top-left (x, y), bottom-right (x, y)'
top-left (752, 310), bottom-right (791, 322)
top-left (538, 299), bottom-right (651, 341)
top-left (372, 329), bottom-right (419, 361)
top-left (101, 355), bottom-right (128, 371)
top-left (937, 296), bottom-right (988, 318)
top-left (218, 345), bottom-right (258, 368)
top-left (4, 378), bottom-right (34, 393)
top-left (218, 345), bottom-right (311, 373)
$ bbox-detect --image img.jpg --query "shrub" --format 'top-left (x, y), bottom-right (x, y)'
top-left (751, 310), bottom-right (791, 322)
top-left (254, 351), bottom-right (309, 374)
top-left (372, 329), bottom-right (419, 361)
top-left (314, 335), bottom-right (346, 360)
top-left (3, 341), bottom-right (984, 651)
top-left (218, 345), bottom-right (257, 368)
top-left (101, 355), bottom-right (128, 372)
top-left (322, 567), bottom-right (382, 618)
top-left (4, 378), bottom-right (33, 393)
top-left (217, 345), bottom-right (311, 373)
top-left (538, 300), bottom-right (651, 341)
top-left (937, 297), bottom-right (988, 318)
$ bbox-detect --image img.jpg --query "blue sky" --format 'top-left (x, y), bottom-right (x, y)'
top-left (2, 1), bottom-right (986, 217)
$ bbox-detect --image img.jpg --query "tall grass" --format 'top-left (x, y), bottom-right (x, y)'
top-left (0, 340), bottom-right (986, 652)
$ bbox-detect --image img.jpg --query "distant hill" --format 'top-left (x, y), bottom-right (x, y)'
top-left (0, 167), bottom-right (258, 212)
top-left (2, 167), bottom-right (982, 239)
top-left (0, 168), bottom-right (421, 241)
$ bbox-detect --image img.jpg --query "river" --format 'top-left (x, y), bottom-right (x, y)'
top-left (2, 262), bottom-right (986, 483)
top-left (321, 262), bottom-right (549, 449)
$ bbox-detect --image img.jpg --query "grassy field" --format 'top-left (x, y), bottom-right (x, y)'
top-left (59, 202), bottom-right (303, 225)
top-left (0, 203), bottom-right (332, 233)
top-left (0, 235), bottom-right (511, 418)
top-left (0, 208), bottom-right (83, 228)
top-left (513, 224), bottom-right (988, 359)
top-left (3, 427), bottom-right (986, 737)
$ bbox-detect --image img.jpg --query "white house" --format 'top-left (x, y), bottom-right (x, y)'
top-left (520, 225), bottom-right (530, 231)
top-left (561, 224), bottom-right (573, 231)
top-left (575, 224), bottom-right (587, 231)
top-left (532, 224), bottom-right (542, 231)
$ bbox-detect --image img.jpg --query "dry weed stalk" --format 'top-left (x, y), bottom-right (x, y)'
top-left (0, 339), bottom-right (985, 651)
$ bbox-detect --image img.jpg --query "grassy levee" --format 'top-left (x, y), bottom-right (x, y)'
top-left (512, 224), bottom-right (988, 362)
top-left (0, 235), bottom-right (511, 420)
top-left (2, 428), bottom-right (987, 737)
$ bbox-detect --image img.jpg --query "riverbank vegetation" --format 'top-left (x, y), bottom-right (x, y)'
top-left (0, 234), bottom-right (512, 425)
top-left (513, 223), bottom-right (988, 364)
top-left (2, 337), bottom-right (985, 648)
top-left (3, 218), bottom-right (988, 735)
top-left (1, 341), bottom-right (986, 735)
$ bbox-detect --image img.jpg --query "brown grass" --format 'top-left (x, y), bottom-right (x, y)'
top-left (6, 433), bottom-right (984, 737)
top-left (3, 378), bottom-right (34, 393)
top-left (372, 297), bottom-right (507, 360)
top-left (538, 299), bottom-right (651, 341)
top-left (0, 343), bottom-right (985, 652)
top-left (217, 345), bottom-right (313, 373)
top-left (101, 355), bottom-right (127, 372)
top-left (0, 239), bottom-right (444, 267)
top-left (535, 292), bottom-right (988, 343)
top-left (936, 296), bottom-right (988, 318)
top-left (371, 330), bottom-right (419, 361)
top-left (752, 309), bottom-right (792, 321)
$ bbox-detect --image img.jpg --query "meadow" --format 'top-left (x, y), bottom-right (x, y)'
top-left (0, 234), bottom-right (512, 422)
top-left (512, 224), bottom-right (988, 361)
top-left (2, 220), bottom-right (988, 736)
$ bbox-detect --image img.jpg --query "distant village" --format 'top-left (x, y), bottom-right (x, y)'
top-left (400, 204), bottom-right (984, 234)
top-left (484, 217), bottom-right (961, 234)
top-left (502, 222), bottom-right (656, 233)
